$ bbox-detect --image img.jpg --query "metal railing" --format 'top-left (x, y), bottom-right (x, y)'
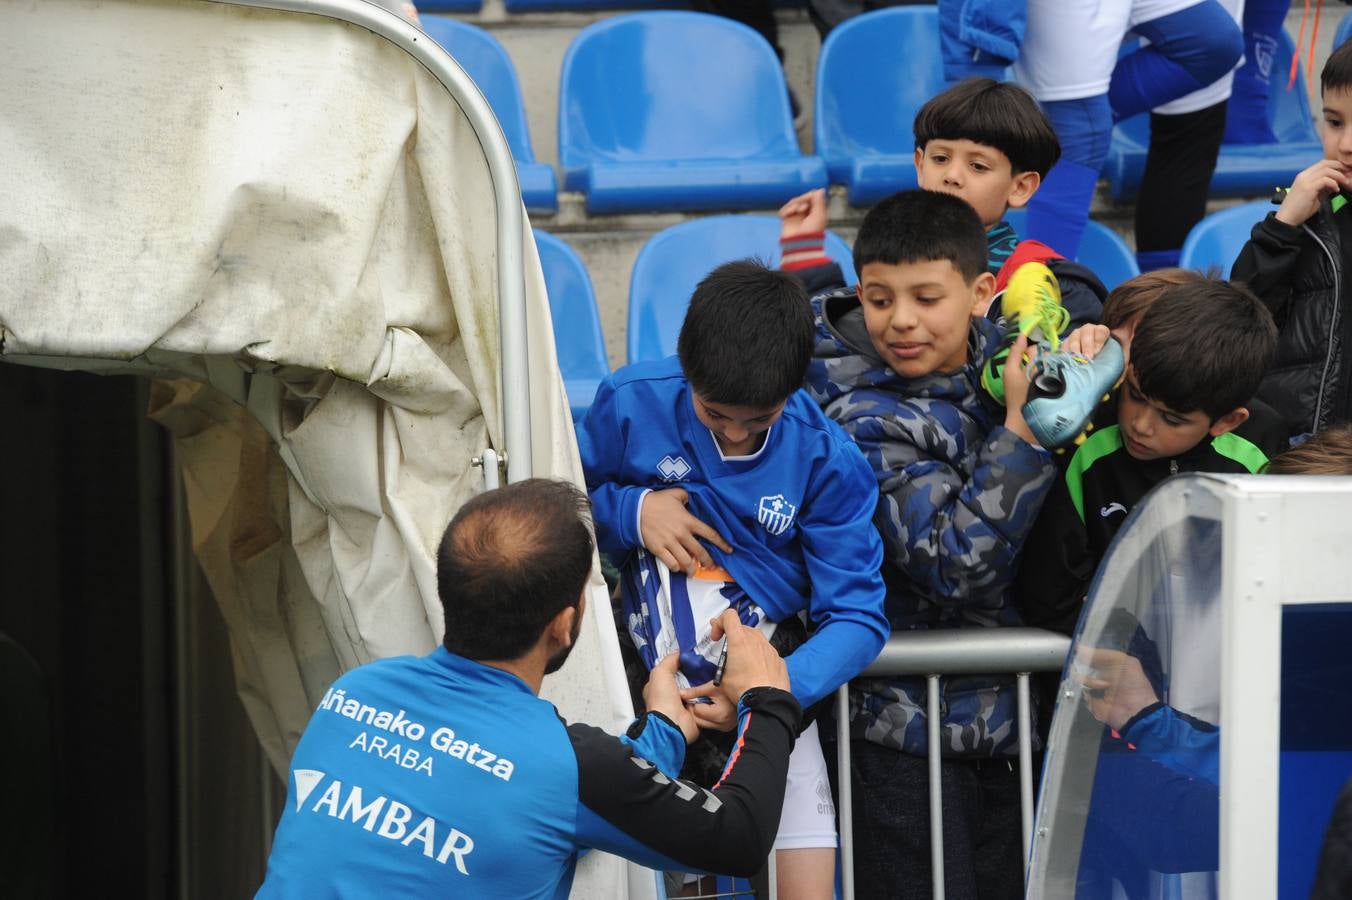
top-left (834, 628), bottom-right (1072, 900)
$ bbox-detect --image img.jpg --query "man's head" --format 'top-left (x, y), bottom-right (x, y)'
top-left (677, 259), bottom-right (814, 455)
top-left (438, 478), bottom-right (593, 672)
top-left (852, 190), bottom-right (996, 377)
top-left (912, 77), bottom-right (1060, 227)
top-left (1117, 279), bottom-right (1277, 462)
top-left (1321, 41), bottom-right (1352, 167)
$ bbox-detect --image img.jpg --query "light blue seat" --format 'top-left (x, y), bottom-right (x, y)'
top-left (535, 230), bottom-right (609, 420)
top-left (416, 0), bottom-right (482, 11)
top-left (627, 215), bottom-right (856, 364)
top-left (1105, 29), bottom-right (1320, 202)
top-left (558, 12), bottom-right (827, 214)
top-left (1003, 210), bottom-right (1140, 292)
top-left (1337, 9), bottom-right (1352, 49)
top-left (815, 7), bottom-right (947, 206)
top-left (1177, 200), bottom-right (1271, 276)
top-left (421, 17), bottom-right (558, 212)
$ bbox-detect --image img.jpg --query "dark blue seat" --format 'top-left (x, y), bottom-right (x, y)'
top-left (1104, 29), bottom-right (1320, 202)
top-left (1003, 210), bottom-right (1139, 292)
top-left (558, 12), bottom-right (826, 214)
top-left (534, 230), bottom-right (609, 420)
top-left (627, 215), bottom-right (856, 364)
top-left (421, 17), bottom-right (558, 212)
top-left (814, 7), bottom-right (948, 206)
top-left (1177, 200), bottom-right (1271, 276)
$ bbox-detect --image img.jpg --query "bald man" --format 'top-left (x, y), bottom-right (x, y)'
top-left (257, 478), bottom-right (802, 899)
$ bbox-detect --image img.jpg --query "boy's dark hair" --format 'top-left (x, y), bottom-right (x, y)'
top-left (677, 259), bottom-right (813, 407)
top-left (1101, 267), bottom-right (1211, 331)
top-left (1129, 278), bottom-right (1278, 421)
top-left (1322, 40), bottom-right (1352, 94)
top-left (1264, 425), bottom-right (1352, 475)
top-left (438, 478), bottom-right (594, 661)
top-left (913, 77), bottom-right (1061, 178)
top-left (853, 189), bottom-right (988, 283)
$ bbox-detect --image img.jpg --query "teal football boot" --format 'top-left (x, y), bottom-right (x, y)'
top-left (1022, 337), bottom-right (1125, 450)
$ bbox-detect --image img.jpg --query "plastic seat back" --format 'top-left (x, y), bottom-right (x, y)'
top-left (1336, 9), bottom-right (1352, 49)
top-left (627, 216), bottom-right (856, 364)
top-left (1178, 201), bottom-right (1271, 276)
top-left (535, 230), bottom-right (610, 420)
top-left (559, 12), bottom-right (801, 184)
top-left (814, 7), bottom-right (945, 204)
top-left (422, 17), bottom-right (558, 211)
top-left (421, 18), bottom-right (536, 162)
top-left (1003, 210), bottom-right (1139, 292)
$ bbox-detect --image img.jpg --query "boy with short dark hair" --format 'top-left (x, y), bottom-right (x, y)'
top-left (1233, 39), bottom-right (1352, 439)
top-left (782, 188), bottom-right (1061, 900)
top-left (1017, 274), bottom-right (1283, 636)
top-left (577, 259), bottom-right (888, 899)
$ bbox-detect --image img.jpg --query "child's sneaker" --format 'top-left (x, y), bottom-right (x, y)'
top-left (982, 262), bottom-right (1071, 405)
top-left (1022, 337), bottom-right (1125, 450)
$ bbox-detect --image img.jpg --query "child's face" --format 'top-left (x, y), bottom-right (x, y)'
top-left (1116, 369), bottom-right (1247, 461)
top-left (855, 259), bottom-right (995, 378)
top-left (914, 140), bottom-right (1039, 228)
top-left (1322, 86), bottom-right (1352, 166)
top-left (690, 391), bottom-right (786, 456)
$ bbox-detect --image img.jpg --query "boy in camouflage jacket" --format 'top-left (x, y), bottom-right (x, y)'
top-left (780, 189), bottom-right (1090, 899)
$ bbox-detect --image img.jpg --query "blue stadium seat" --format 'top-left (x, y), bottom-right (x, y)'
top-left (627, 215), bottom-right (856, 364)
top-left (815, 7), bottom-right (948, 206)
top-left (1003, 210), bottom-right (1140, 292)
top-left (421, 17), bottom-right (558, 213)
top-left (558, 12), bottom-right (827, 214)
top-left (1336, 9), bottom-right (1352, 49)
top-left (1105, 29), bottom-right (1320, 202)
top-left (1177, 200), bottom-right (1271, 276)
top-left (534, 230), bottom-right (610, 420)
top-left (417, 0), bottom-right (482, 11)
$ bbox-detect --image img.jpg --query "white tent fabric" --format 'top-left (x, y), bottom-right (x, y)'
top-left (0, 1), bottom-right (641, 895)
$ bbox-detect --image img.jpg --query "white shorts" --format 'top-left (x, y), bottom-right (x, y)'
top-left (1014, 0), bottom-right (1241, 106)
top-left (773, 721), bottom-right (838, 851)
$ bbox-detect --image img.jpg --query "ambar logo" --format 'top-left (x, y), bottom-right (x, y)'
top-left (292, 769), bottom-right (476, 874)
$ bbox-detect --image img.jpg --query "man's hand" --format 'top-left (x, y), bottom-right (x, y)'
top-left (642, 653), bottom-right (701, 743)
top-left (1001, 334), bottom-right (1041, 447)
top-left (1076, 647), bottom-right (1159, 732)
top-left (640, 488), bottom-right (733, 575)
top-left (1276, 159), bottom-right (1350, 228)
top-left (706, 609), bottom-right (790, 706)
top-left (778, 188), bottom-right (828, 242)
top-left (679, 679), bottom-right (738, 732)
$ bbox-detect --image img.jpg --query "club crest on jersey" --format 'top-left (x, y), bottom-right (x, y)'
top-left (757, 494), bottom-right (796, 536)
top-left (657, 455), bottom-right (692, 482)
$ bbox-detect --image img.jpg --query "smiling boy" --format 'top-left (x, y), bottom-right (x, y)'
top-left (782, 189), bottom-right (1057, 900)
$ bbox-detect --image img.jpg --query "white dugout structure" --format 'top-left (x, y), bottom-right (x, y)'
top-left (1, 0), bottom-right (645, 896)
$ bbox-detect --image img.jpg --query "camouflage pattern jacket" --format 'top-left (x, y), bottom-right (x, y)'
top-left (804, 287), bottom-right (1056, 757)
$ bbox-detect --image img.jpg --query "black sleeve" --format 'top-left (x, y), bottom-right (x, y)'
top-left (1230, 212), bottom-right (1308, 324)
top-left (1047, 258), bottom-right (1107, 331)
top-left (569, 687), bottom-right (802, 877)
top-left (1014, 472), bottom-right (1096, 636)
